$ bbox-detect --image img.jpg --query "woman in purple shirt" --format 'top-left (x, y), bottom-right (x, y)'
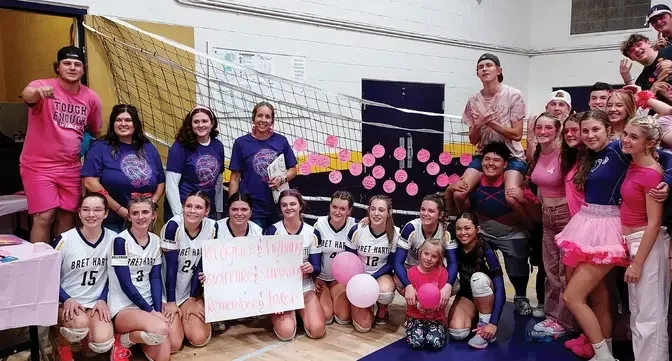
top-left (229, 102), bottom-right (298, 229)
top-left (82, 104), bottom-right (165, 233)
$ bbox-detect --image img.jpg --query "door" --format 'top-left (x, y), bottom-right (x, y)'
top-left (361, 80), bottom-right (444, 213)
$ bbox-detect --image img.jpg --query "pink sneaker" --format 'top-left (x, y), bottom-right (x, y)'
top-left (533, 319), bottom-right (567, 336)
top-left (564, 333), bottom-right (588, 349)
top-left (571, 341), bottom-right (595, 359)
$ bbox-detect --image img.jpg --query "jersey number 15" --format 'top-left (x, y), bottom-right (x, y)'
top-left (81, 270), bottom-right (98, 286)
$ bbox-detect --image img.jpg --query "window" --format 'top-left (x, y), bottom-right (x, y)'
top-left (570, 0), bottom-right (650, 35)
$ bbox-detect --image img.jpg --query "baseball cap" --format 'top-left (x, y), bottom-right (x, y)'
top-left (477, 53), bottom-right (503, 83)
top-left (546, 90), bottom-right (572, 108)
top-left (57, 46), bottom-right (84, 63)
top-left (645, 4), bottom-right (672, 26)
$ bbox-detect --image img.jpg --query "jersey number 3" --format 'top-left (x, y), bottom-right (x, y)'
top-left (81, 270), bottom-right (98, 286)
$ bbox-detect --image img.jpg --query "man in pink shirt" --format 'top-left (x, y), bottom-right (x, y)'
top-left (20, 46), bottom-right (102, 243)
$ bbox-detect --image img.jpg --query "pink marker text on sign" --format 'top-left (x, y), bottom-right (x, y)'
top-left (372, 144), bottom-right (385, 158)
top-left (383, 180), bottom-right (396, 193)
top-left (349, 163), bottom-right (363, 176)
top-left (417, 149), bottom-right (430, 163)
top-left (338, 149), bottom-right (351, 162)
top-left (393, 147), bottom-right (407, 161)
top-left (406, 182), bottom-right (419, 196)
top-left (439, 152), bottom-right (452, 165)
top-left (426, 162), bottom-right (440, 175)
top-left (459, 154), bottom-right (473, 166)
top-left (372, 165), bottom-right (386, 179)
top-left (362, 153), bottom-right (376, 167)
top-left (362, 176), bottom-right (376, 190)
top-left (325, 135), bottom-right (339, 148)
top-left (394, 169), bottom-right (408, 183)
top-left (299, 162), bottom-right (312, 175)
top-left (329, 170), bottom-right (343, 184)
top-left (293, 138), bottom-right (307, 152)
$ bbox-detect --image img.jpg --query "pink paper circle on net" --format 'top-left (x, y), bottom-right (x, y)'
top-left (448, 174), bottom-right (460, 184)
top-left (439, 152), bottom-right (452, 165)
top-left (417, 149), bottom-right (430, 163)
top-left (362, 176), bottom-right (376, 190)
top-left (459, 153), bottom-right (473, 166)
top-left (308, 153), bottom-right (321, 165)
top-left (325, 135), bottom-right (339, 148)
top-left (372, 165), bottom-right (386, 179)
top-left (329, 170), bottom-right (343, 184)
top-left (362, 153), bottom-right (376, 167)
top-left (394, 169), bottom-right (408, 183)
top-left (372, 144), bottom-right (386, 158)
top-left (349, 163), bottom-right (363, 176)
top-left (436, 174), bottom-right (449, 188)
top-left (426, 162), bottom-right (440, 176)
top-left (406, 182), bottom-right (419, 196)
top-left (393, 147), bottom-right (407, 161)
top-left (299, 162), bottom-right (312, 175)
top-left (293, 137), bottom-right (307, 152)
top-left (338, 149), bottom-right (351, 162)
top-left (318, 154), bottom-right (330, 167)
top-left (383, 180), bottom-right (396, 193)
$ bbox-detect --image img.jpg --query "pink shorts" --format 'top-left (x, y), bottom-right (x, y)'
top-left (20, 165), bottom-right (81, 214)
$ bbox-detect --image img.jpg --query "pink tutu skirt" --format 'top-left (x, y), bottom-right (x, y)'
top-left (554, 204), bottom-right (629, 268)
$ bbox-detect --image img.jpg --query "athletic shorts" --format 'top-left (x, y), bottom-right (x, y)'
top-left (483, 235), bottom-right (529, 277)
top-left (20, 165), bottom-right (81, 214)
top-left (467, 155), bottom-right (528, 175)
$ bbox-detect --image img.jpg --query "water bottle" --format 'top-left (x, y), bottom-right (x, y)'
top-left (526, 330), bottom-right (557, 343)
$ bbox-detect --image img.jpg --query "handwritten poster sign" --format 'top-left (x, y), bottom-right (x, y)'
top-left (202, 236), bottom-right (305, 322)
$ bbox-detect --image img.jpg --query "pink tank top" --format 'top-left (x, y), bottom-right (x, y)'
top-left (530, 148), bottom-right (565, 198)
top-left (564, 163), bottom-right (585, 216)
top-left (620, 164), bottom-right (663, 228)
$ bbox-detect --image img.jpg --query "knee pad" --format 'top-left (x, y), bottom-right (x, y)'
top-left (304, 325), bottom-right (325, 339)
top-left (449, 328), bottom-right (470, 340)
top-left (59, 327), bottom-right (89, 343)
top-left (353, 320), bottom-right (371, 333)
top-left (188, 329), bottom-right (211, 348)
top-left (139, 331), bottom-right (167, 345)
top-left (326, 315), bottom-right (334, 325)
top-left (377, 292), bottom-right (395, 305)
top-left (334, 315), bottom-right (352, 325)
top-left (470, 272), bottom-right (493, 297)
top-left (88, 338), bottom-right (114, 353)
top-left (273, 325), bottom-right (297, 342)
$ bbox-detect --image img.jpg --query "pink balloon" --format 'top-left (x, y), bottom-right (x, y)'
top-left (349, 163), bottom-right (363, 176)
top-left (439, 152), bottom-right (452, 165)
top-left (417, 283), bottom-right (441, 310)
top-left (362, 176), bottom-right (376, 190)
top-left (417, 149), bottom-right (430, 163)
top-left (426, 161), bottom-right (440, 175)
top-left (363, 153), bottom-right (376, 167)
top-left (383, 180), bottom-right (396, 193)
top-left (437, 174), bottom-right (449, 187)
top-left (346, 274), bottom-right (380, 308)
top-left (299, 162), bottom-right (312, 175)
top-left (372, 144), bottom-right (386, 158)
top-left (293, 137), bottom-right (307, 151)
top-left (394, 169), bottom-right (408, 183)
top-left (325, 135), bottom-right (339, 148)
top-left (332, 252), bottom-right (364, 284)
top-left (308, 153), bottom-right (320, 165)
top-left (393, 147), bottom-right (407, 161)
top-left (406, 182), bottom-right (418, 196)
top-left (338, 149), bottom-right (351, 162)
top-left (329, 170), bottom-right (343, 184)
top-left (372, 165), bottom-right (385, 179)
top-left (459, 153), bottom-right (473, 166)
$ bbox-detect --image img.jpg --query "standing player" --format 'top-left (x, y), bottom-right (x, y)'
top-left (51, 193), bottom-right (116, 361)
top-left (108, 195), bottom-right (171, 361)
top-left (314, 191), bottom-right (358, 325)
top-left (20, 46), bottom-right (103, 243)
top-left (161, 191), bottom-right (218, 352)
top-left (265, 189), bottom-right (325, 341)
top-left (345, 195), bottom-right (399, 331)
top-left (455, 53), bottom-right (529, 223)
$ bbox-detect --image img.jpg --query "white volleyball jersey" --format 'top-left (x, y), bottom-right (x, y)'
top-left (267, 221), bottom-right (322, 293)
top-left (54, 228), bottom-right (116, 308)
top-left (108, 230), bottom-right (162, 317)
top-left (345, 225), bottom-right (399, 275)
top-left (215, 217), bottom-right (263, 238)
top-left (398, 218), bottom-right (457, 266)
top-left (160, 215), bottom-right (219, 305)
top-left (313, 216), bottom-right (357, 282)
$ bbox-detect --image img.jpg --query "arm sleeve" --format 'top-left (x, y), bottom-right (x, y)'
top-left (111, 237), bottom-right (153, 312)
top-left (190, 260), bottom-right (202, 297)
top-left (59, 288), bottom-right (72, 303)
top-left (165, 171), bottom-right (183, 216)
top-left (393, 248), bottom-right (410, 287)
top-left (484, 245), bottom-right (506, 325)
top-left (215, 173), bottom-right (224, 213)
top-left (98, 280), bottom-right (109, 301)
top-left (264, 225), bottom-right (278, 235)
top-left (163, 250), bottom-right (178, 302)
top-left (149, 264), bottom-right (163, 312)
top-left (310, 229), bottom-right (323, 276)
top-left (371, 252), bottom-right (395, 279)
top-left (446, 248), bottom-right (458, 285)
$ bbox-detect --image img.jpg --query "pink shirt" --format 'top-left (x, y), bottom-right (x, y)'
top-left (530, 148), bottom-right (565, 198)
top-left (20, 78), bottom-right (102, 171)
top-left (406, 265), bottom-right (448, 323)
top-left (462, 85), bottom-right (527, 159)
top-left (620, 164), bottom-right (662, 228)
top-left (564, 164), bottom-right (585, 216)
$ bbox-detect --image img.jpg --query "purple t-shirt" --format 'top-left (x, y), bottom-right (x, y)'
top-left (166, 139), bottom-right (225, 207)
top-left (82, 140), bottom-right (166, 223)
top-left (229, 133), bottom-right (298, 217)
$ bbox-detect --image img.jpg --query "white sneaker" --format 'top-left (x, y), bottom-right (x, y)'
top-left (532, 304), bottom-right (545, 318)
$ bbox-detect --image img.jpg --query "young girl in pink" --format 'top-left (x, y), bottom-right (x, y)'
top-left (405, 238), bottom-right (448, 350)
top-left (620, 116), bottom-right (669, 361)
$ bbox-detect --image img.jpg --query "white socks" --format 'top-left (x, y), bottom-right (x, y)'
top-left (605, 338), bottom-right (612, 354)
top-left (478, 313), bottom-right (492, 324)
top-left (120, 333), bottom-right (134, 349)
top-left (591, 339), bottom-right (615, 361)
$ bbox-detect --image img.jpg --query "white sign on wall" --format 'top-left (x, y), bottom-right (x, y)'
top-left (210, 47), bottom-right (308, 83)
top-left (201, 236), bottom-right (305, 322)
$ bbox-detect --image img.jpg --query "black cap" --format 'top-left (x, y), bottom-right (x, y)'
top-left (57, 46), bottom-right (84, 63)
top-left (646, 4), bottom-right (672, 25)
top-left (477, 53), bottom-right (503, 83)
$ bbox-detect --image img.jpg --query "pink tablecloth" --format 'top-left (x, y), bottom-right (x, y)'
top-left (0, 242), bottom-right (60, 330)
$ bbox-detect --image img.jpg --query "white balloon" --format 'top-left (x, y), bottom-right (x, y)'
top-left (346, 274), bottom-right (380, 308)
